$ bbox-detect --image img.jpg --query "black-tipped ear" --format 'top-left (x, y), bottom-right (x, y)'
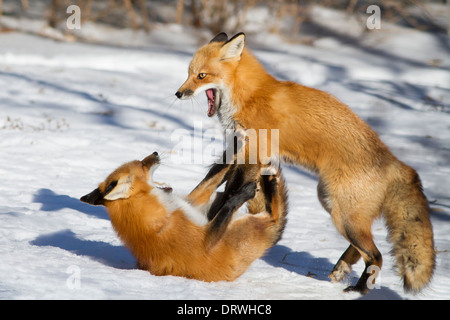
top-left (226, 32), bottom-right (245, 44)
top-left (210, 32), bottom-right (228, 43)
top-left (219, 32), bottom-right (245, 61)
top-left (80, 188), bottom-right (104, 206)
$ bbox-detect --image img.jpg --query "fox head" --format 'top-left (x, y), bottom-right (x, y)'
top-left (80, 152), bottom-right (172, 206)
top-left (175, 32), bottom-right (246, 119)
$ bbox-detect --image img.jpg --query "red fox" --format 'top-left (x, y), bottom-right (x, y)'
top-left (176, 32), bottom-right (436, 294)
top-left (80, 152), bottom-right (288, 282)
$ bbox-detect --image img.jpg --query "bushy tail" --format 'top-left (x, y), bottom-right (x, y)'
top-left (383, 166), bottom-right (436, 293)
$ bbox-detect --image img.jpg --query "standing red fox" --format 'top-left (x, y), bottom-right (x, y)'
top-left (80, 152), bottom-right (288, 282)
top-left (176, 32), bottom-right (435, 294)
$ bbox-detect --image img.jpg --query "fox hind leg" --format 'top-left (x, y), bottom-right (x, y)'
top-left (330, 206), bottom-right (382, 294)
top-left (329, 245), bottom-right (361, 283)
top-left (343, 224), bottom-right (382, 294)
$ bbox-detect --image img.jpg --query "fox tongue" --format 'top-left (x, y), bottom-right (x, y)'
top-left (206, 89), bottom-right (215, 117)
top-left (206, 88), bottom-right (215, 101)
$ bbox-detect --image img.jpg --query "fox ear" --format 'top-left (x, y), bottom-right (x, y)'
top-left (103, 175), bottom-right (134, 201)
top-left (220, 32), bottom-right (245, 61)
top-left (210, 32), bottom-right (228, 43)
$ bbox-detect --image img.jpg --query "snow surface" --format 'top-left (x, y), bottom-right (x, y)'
top-left (0, 15), bottom-right (449, 300)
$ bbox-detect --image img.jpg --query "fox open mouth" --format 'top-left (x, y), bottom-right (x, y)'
top-left (154, 182), bottom-right (173, 192)
top-left (149, 164), bottom-right (172, 193)
top-left (206, 88), bottom-right (220, 117)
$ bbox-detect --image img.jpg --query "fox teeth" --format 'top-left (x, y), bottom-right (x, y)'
top-left (152, 182), bottom-right (171, 192)
top-left (154, 182), bottom-right (171, 189)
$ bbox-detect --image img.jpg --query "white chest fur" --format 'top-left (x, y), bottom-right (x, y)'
top-left (150, 188), bottom-right (209, 226)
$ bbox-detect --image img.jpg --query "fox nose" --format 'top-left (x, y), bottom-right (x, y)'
top-left (152, 151), bottom-right (158, 156)
top-left (175, 91), bottom-right (182, 99)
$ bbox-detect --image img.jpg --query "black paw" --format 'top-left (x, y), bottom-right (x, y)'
top-left (343, 285), bottom-right (369, 295)
top-left (242, 181), bottom-right (257, 199)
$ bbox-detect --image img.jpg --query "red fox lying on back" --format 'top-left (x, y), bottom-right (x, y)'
top-left (80, 152), bottom-right (287, 282)
top-left (176, 32), bottom-right (435, 294)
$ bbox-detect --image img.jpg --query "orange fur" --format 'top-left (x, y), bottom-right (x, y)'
top-left (81, 153), bottom-right (287, 282)
top-left (176, 32), bottom-right (435, 293)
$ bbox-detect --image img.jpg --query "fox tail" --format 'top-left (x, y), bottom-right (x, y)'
top-left (383, 166), bottom-right (436, 293)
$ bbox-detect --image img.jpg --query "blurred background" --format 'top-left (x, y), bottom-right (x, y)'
top-left (0, 0), bottom-right (448, 45)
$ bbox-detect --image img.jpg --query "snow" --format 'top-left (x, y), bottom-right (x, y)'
top-left (1, 7), bottom-right (449, 300)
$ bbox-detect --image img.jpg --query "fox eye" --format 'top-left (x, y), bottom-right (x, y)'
top-left (198, 73), bottom-right (207, 80)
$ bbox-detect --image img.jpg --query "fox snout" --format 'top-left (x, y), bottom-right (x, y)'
top-left (80, 152), bottom-right (162, 206)
top-left (80, 187), bottom-right (104, 206)
top-left (142, 151), bottom-right (160, 167)
top-left (175, 89), bottom-right (194, 99)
